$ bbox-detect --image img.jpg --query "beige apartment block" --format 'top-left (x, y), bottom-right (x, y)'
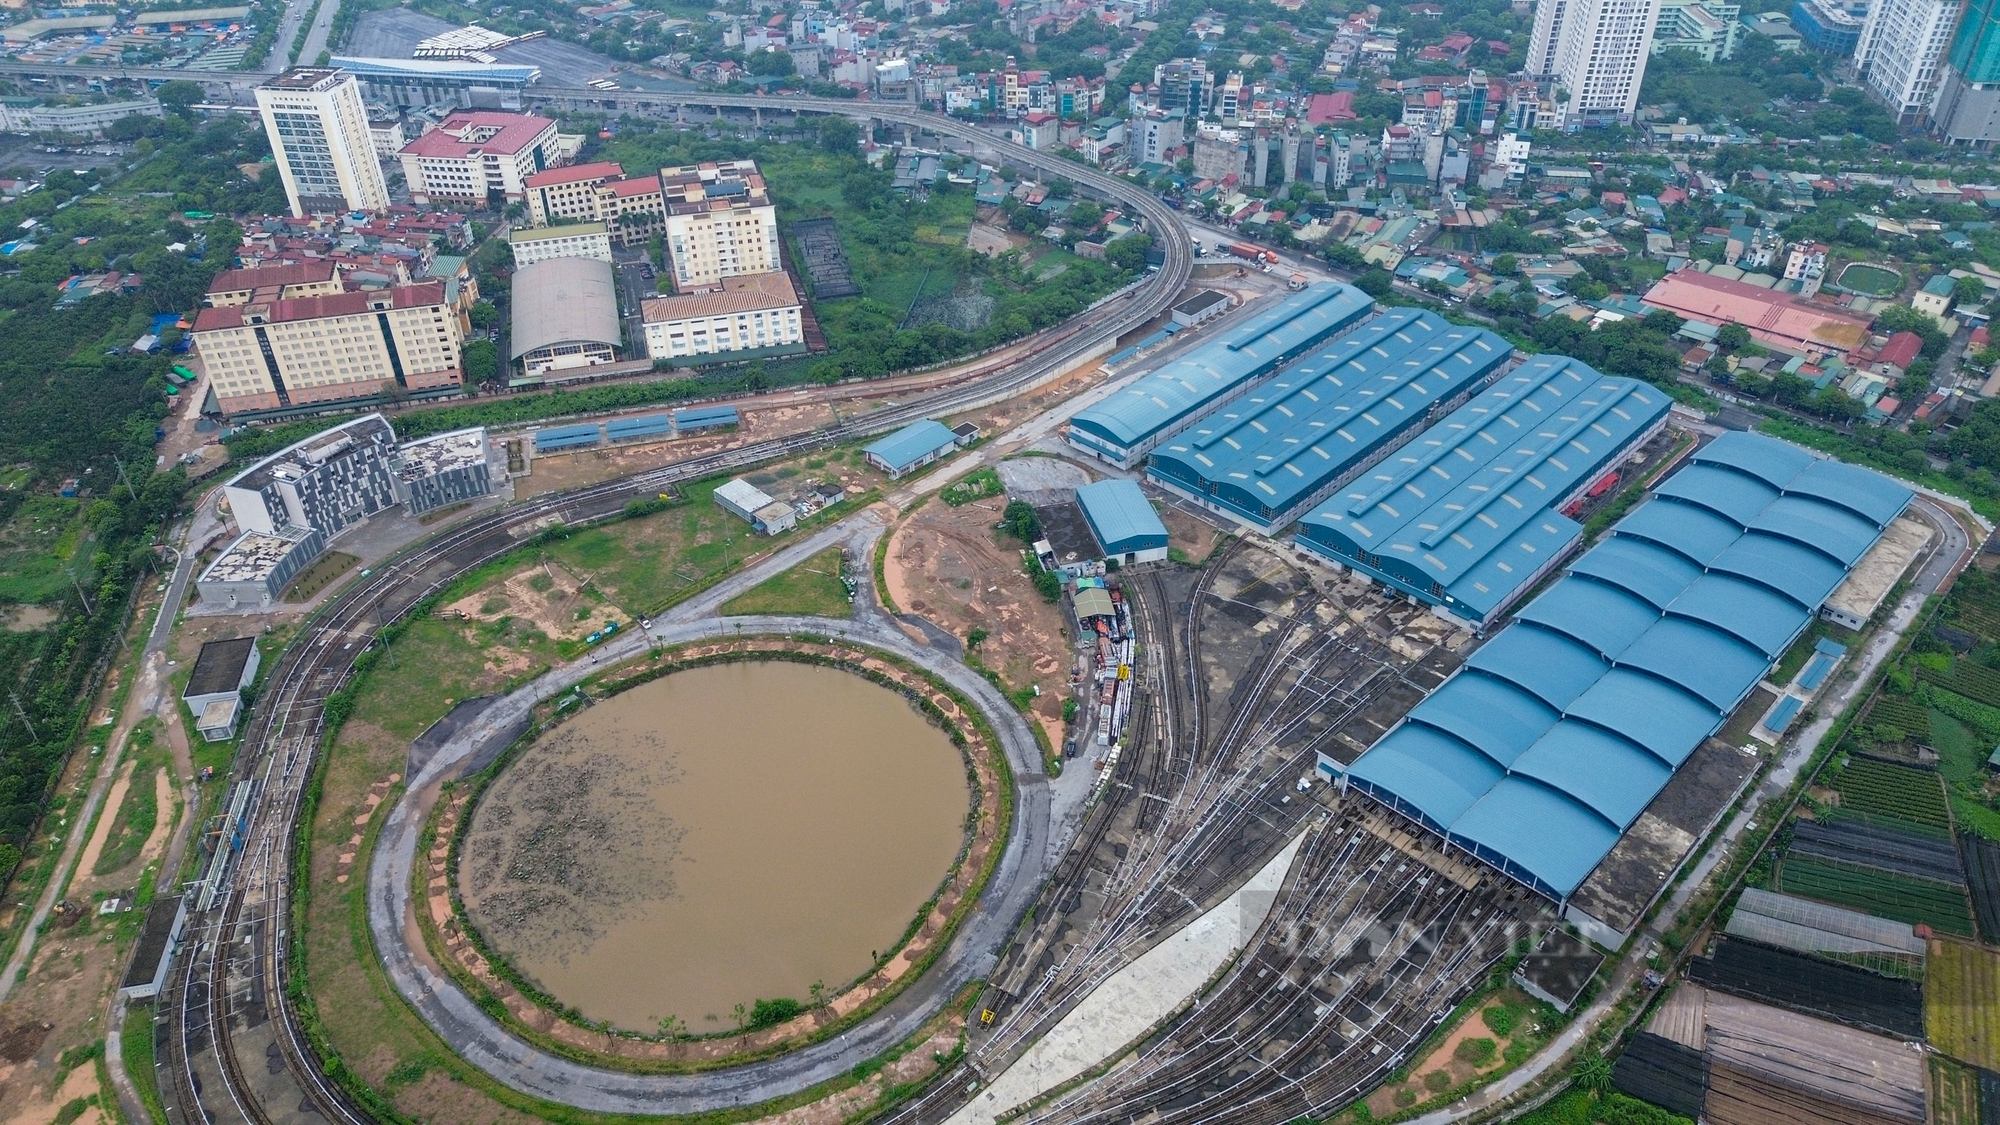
top-left (193, 282), bottom-right (463, 414)
top-left (660, 159), bottom-right (782, 290)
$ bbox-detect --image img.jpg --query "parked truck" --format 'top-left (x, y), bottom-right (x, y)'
top-left (1225, 242), bottom-right (1278, 267)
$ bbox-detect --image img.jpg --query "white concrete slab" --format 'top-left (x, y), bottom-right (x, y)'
top-left (947, 832), bottom-right (1307, 1125)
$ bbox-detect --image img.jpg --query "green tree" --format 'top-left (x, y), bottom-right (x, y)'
top-left (1001, 500), bottom-right (1041, 543)
top-left (817, 115), bottom-right (861, 154)
top-left (1715, 321), bottom-right (1752, 353)
top-left (462, 338), bottom-right (500, 383)
top-left (1104, 233), bottom-right (1152, 272)
top-left (1354, 268), bottom-right (1395, 298)
top-left (1954, 274), bottom-right (1988, 307)
top-left (155, 79), bottom-right (205, 117)
top-left (468, 300), bottom-right (499, 329)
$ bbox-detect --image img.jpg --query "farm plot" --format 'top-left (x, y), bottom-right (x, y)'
top-left (1610, 1032), bottom-right (1706, 1120)
top-left (1683, 937), bottom-right (1926, 1039)
top-left (1932, 1055), bottom-right (1983, 1125)
top-left (1777, 856), bottom-right (1975, 937)
top-left (1930, 941), bottom-right (2000, 1071)
top-left (1833, 758), bottom-right (1953, 832)
top-left (1863, 694), bottom-right (1932, 747)
top-left (1789, 819), bottom-right (1966, 885)
top-left (1923, 661), bottom-right (2000, 708)
top-left (1961, 832), bottom-right (2000, 943)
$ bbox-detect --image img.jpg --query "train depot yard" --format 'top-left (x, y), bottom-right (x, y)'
top-left (7, 183), bottom-right (1993, 1125)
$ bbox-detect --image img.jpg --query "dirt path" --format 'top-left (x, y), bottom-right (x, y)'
top-left (0, 1043), bottom-right (113, 1125)
top-left (135, 769), bottom-right (175, 871)
top-left (71, 765), bottom-right (133, 881)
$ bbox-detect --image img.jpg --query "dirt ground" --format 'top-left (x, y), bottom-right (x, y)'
top-left (1364, 989), bottom-right (1539, 1116)
top-left (1159, 503), bottom-right (1227, 564)
top-left (883, 497), bottom-right (1069, 740)
top-left (967, 222), bottom-right (1027, 258)
top-left (517, 396), bottom-right (856, 498)
top-left (444, 559), bottom-right (612, 644)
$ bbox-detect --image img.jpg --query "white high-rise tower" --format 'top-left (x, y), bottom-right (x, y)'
top-left (254, 68), bottom-right (390, 218)
top-left (1855, 0), bottom-right (1966, 124)
top-left (1526, 0), bottom-right (1665, 127)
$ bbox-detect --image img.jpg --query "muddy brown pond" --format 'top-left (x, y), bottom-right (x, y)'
top-left (458, 660), bottom-right (971, 1032)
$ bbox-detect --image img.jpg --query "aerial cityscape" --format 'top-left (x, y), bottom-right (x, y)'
top-left (1, 0), bottom-right (2000, 1122)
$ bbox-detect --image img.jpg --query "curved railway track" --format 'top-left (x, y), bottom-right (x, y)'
top-left (156, 102), bottom-right (1192, 1125)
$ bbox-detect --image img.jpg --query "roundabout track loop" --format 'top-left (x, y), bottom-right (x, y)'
top-left (159, 104), bottom-right (1190, 1125)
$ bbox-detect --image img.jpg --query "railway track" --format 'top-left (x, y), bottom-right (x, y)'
top-left (156, 144), bottom-right (1190, 1122)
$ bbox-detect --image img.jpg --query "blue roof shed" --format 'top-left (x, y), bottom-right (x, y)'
top-left (864, 419), bottom-right (959, 478)
top-left (1296, 355), bottom-right (1670, 627)
top-left (1148, 310), bottom-right (1513, 532)
top-left (1077, 479), bottom-right (1169, 559)
top-left (1067, 283), bottom-right (1375, 464)
top-left (1345, 431), bottom-right (1914, 901)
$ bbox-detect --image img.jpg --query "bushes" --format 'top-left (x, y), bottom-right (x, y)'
top-left (1453, 1037), bottom-right (1497, 1067)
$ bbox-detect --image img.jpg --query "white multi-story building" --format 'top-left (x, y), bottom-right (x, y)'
top-left (642, 272), bottom-right (804, 360)
top-left (508, 222), bottom-right (614, 265)
top-left (1528, 0), bottom-right (1664, 126)
top-left (659, 160), bottom-right (782, 291)
top-left (1494, 132), bottom-right (1532, 177)
top-left (1856, 0), bottom-right (1964, 123)
top-left (1132, 109), bottom-right (1185, 164)
top-left (255, 68), bottom-right (390, 218)
top-left (397, 111), bottom-right (563, 205)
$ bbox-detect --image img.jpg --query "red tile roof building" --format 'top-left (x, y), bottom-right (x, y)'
top-left (397, 112), bottom-right (563, 205)
top-left (192, 280), bottom-right (461, 414)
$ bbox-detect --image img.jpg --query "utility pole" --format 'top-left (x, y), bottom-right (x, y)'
top-left (111, 454), bottom-right (138, 503)
top-left (9, 692), bottom-right (36, 743)
top-left (376, 604), bottom-right (397, 669)
top-left (68, 571), bottom-right (94, 617)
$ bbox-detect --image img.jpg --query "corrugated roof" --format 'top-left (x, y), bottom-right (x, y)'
top-left (1297, 356), bottom-right (1670, 620)
top-left (1076, 479), bottom-right (1167, 553)
top-left (1347, 431), bottom-right (1914, 899)
top-left (864, 419), bottom-right (957, 470)
top-left (1150, 309), bottom-right (1512, 526)
top-left (1068, 284), bottom-right (1375, 453)
top-left (509, 258), bottom-right (620, 360)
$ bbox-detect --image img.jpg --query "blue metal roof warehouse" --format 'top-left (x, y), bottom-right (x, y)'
top-left (1295, 355), bottom-right (1670, 627)
top-left (1077, 479), bottom-right (1170, 563)
top-left (864, 419), bottom-right (960, 478)
top-left (1066, 283), bottom-right (1375, 467)
top-left (1148, 309), bottom-right (1512, 533)
top-left (1342, 431), bottom-right (1912, 903)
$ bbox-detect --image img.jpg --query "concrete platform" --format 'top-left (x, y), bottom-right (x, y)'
top-left (947, 832), bottom-right (1306, 1125)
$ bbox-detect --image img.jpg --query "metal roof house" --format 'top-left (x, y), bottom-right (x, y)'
top-left (1148, 310), bottom-right (1513, 533)
top-left (1295, 355), bottom-right (1670, 628)
top-left (1335, 432), bottom-right (1912, 936)
top-left (864, 419), bottom-right (963, 478)
top-left (1077, 479), bottom-right (1170, 564)
top-left (1067, 283), bottom-right (1376, 467)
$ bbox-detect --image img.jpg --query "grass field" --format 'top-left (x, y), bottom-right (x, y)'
top-left (1929, 941), bottom-right (2000, 1069)
top-left (1777, 856), bottom-right (1975, 936)
top-left (91, 720), bottom-right (163, 877)
top-left (543, 479), bottom-right (770, 617)
top-left (0, 495), bottom-right (91, 607)
top-left (284, 551), bottom-right (360, 603)
top-left (121, 1006), bottom-right (167, 1125)
top-left (1836, 262), bottom-right (1903, 296)
top-left (719, 547), bottom-right (852, 618)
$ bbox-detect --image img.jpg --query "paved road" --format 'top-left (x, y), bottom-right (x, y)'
top-left (294, 0), bottom-right (341, 68)
top-left (365, 532), bottom-right (1052, 1112)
